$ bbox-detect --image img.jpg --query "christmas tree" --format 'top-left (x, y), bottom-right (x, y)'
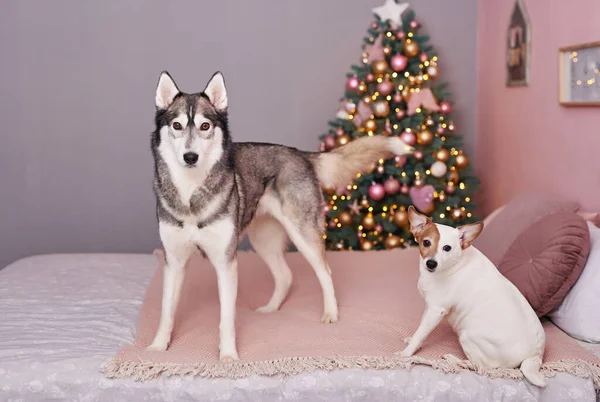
top-left (319, 0), bottom-right (480, 251)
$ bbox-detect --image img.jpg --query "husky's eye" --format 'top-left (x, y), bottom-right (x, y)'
top-left (172, 122), bottom-right (182, 131)
top-left (200, 122), bottom-right (210, 131)
top-left (422, 239), bottom-right (431, 247)
top-left (443, 245), bottom-right (452, 252)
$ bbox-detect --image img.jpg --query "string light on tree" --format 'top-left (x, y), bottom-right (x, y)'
top-left (319, 1), bottom-right (480, 251)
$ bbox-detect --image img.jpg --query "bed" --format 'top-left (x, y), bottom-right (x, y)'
top-left (1, 253), bottom-right (598, 401)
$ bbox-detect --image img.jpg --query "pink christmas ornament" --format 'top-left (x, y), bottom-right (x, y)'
top-left (413, 150), bottom-right (424, 160)
top-left (394, 155), bottom-right (407, 167)
top-left (329, 219), bottom-right (337, 229)
top-left (375, 224), bottom-right (383, 233)
top-left (440, 101), bottom-right (453, 114)
top-left (357, 231), bottom-right (363, 239)
top-left (400, 184), bottom-right (410, 194)
top-left (377, 80), bottom-right (394, 96)
top-left (409, 20), bottom-right (419, 29)
top-left (406, 88), bottom-right (440, 116)
top-left (366, 73), bottom-right (375, 82)
top-left (324, 135), bottom-right (336, 150)
top-left (390, 54), bottom-right (408, 72)
top-left (409, 185), bottom-right (435, 214)
top-left (436, 125), bottom-right (445, 135)
top-left (346, 76), bottom-right (360, 91)
top-left (397, 30), bottom-right (406, 40)
top-left (364, 36), bottom-right (385, 63)
top-left (353, 100), bottom-right (373, 127)
top-left (419, 52), bottom-right (428, 63)
top-left (396, 111), bottom-right (405, 119)
top-left (368, 183), bottom-right (386, 201)
top-left (319, 143), bottom-right (326, 152)
top-left (349, 199), bottom-right (361, 214)
top-left (370, 22), bottom-right (378, 29)
top-left (393, 92), bottom-right (403, 103)
top-left (335, 127), bottom-right (345, 136)
top-left (384, 177), bottom-right (401, 195)
top-left (323, 204), bottom-right (331, 214)
top-left (400, 131), bottom-right (416, 146)
top-left (445, 184), bottom-right (456, 194)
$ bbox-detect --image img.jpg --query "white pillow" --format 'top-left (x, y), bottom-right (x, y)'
top-left (549, 222), bottom-right (600, 342)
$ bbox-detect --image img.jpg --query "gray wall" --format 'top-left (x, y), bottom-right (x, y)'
top-left (0, 0), bottom-right (478, 268)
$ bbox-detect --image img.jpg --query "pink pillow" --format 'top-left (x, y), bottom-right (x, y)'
top-left (498, 212), bottom-right (590, 317)
top-left (474, 192), bottom-right (579, 266)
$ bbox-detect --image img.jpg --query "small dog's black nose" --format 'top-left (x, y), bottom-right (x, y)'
top-left (183, 152), bottom-right (199, 165)
top-left (426, 259), bottom-right (438, 270)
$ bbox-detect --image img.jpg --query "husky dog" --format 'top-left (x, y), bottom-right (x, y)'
top-left (147, 71), bottom-right (413, 361)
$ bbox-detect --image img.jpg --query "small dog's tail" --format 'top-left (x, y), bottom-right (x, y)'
top-left (520, 356), bottom-right (546, 387)
top-left (310, 137), bottom-right (413, 190)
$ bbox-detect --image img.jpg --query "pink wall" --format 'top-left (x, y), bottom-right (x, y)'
top-left (476, 0), bottom-right (600, 213)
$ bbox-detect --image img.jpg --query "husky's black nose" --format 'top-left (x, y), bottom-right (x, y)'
top-left (183, 152), bottom-right (199, 166)
top-left (426, 259), bottom-right (437, 271)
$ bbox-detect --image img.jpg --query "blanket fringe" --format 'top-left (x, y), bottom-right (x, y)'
top-left (100, 354), bottom-right (600, 388)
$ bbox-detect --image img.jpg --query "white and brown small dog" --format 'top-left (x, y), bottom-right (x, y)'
top-left (397, 206), bottom-right (547, 387)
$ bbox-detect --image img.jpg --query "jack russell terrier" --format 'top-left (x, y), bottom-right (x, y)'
top-left (397, 206), bottom-right (547, 387)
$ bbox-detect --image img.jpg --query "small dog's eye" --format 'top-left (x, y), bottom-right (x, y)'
top-left (172, 122), bottom-right (182, 130)
top-left (422, 239), bottom-right (431, 247)
top-left (200, 122), bottom-right (210, 131)
top-left (443, 245), bottom-right (452, 252)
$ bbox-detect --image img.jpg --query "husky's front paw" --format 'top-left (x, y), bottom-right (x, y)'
top-left (394, 348), bottom-right (415, 358)
top-left (256, 304), bottom-right (279, 314)
top-left (321, 310), bottom-right (339, 323)
top-left (403, 336), bottom-right (412, 344)
top-left (145, 342), bottom-right (168, 352)
top-left (220, 351), bottom-right (239, 362)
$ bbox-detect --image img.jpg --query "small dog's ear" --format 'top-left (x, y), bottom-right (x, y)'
top-left (408, 206), bottom-right (430, 236)
top-left (457, 222), bottom-right (484, 249)
top-left (203, 72), bottom-right (227, 112)
top-left (155, 71), bottom-right (180, 110)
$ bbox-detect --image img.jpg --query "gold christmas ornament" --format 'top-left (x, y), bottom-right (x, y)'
top-left (404, 41), bottom-right (420, 57)
top-left (363, 96), bottom-right (372, 104)
top-left (401, 87), bottom-right (411, 100)
top-left (357, 82), bottom-right (367, 95)
top-left (373, 100), bottom-right (390, 117)
top-left (451, 208), bottom-right (466, 221)
top-left (436, 148), bottom-right (450, 162)
top-left (414, 177), bottom-right (425, 187)
top-left (383, 46), bottom-right (392, 56)
top-left (438, 192), bottom-right (447, 202)
top-left (385, 235), bottom-right (402, 249)
top-left (372, 60), bottom-right (389, 76)
top-left (360, 197), bottom-right (370, 207)
top-left (426, 117), bottom-right (435, 126)
top-left (416, 74), bottom-right (424, 84)
top-left (417, 129), bottom-right (433, 145)
top-left (393, 210), bottom-right (409, 226)
top-left (448, 170), bottom-right (459, 183)
top-left (376, 165), bottom-right (385, 174)
top-left (338, 211), bottom-right (353, 226)
top-left (455, 154), bottom-right (469, 169)
top-left (448, 122), bottom-right (456, 131)
top-left (335, 134), bottom-right (351, 147)
top-left (361, 239), bottom-right (374, 251)
top-left (362, 213), bottom-right (376, 230)
top-left (427, 65), bottom-right (439, 79)
top-left (335, 242), bottom-right (344, 250)
top-left (363, 118), bottom-right (378, 132)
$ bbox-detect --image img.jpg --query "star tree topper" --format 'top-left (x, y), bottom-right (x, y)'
top-left (372, 0), bottom-right (410, 26)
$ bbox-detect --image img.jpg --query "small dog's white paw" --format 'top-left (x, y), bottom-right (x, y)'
top-left (220, 352), bottom-right (239, 362)
top-left (394, 348), bottom-right (414, 358)
top-left (145, 343), bottom-right (168, 352)
top-left (321, 310), bottom-right (339, 323)
top-left (256, 304), bottom-right (279, 314)
top-left (403, 336), bottom-right (412, 344)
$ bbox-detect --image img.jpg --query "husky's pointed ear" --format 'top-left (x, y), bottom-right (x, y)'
top-left (155, 71), bottom-right (180, 110)
top-left (457, 222), bottom-right (484, 249)
top-left (408, 206), bottom-right (430, 236)
top-left (203, 72), bottom-right (227, 112)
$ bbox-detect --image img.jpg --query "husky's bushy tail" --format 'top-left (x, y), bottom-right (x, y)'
top-left (520, 356), bottom-right (546, 387)
top-left (310, 136), bottom-right (413, 190)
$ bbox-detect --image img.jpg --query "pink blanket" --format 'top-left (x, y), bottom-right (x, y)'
top-left (103, 249), bottom-right (600, 385)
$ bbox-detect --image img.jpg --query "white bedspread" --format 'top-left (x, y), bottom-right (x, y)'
top-left (0, 253), bottom-right (597, 401)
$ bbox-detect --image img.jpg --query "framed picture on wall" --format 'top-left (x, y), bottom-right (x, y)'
top-left (506, 0), bottom-right (530, 86)
top-left (559, 42), bottom-right (600, 106)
